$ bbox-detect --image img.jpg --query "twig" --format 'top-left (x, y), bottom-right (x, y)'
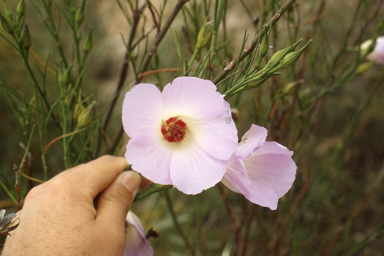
top-left (212, 0), bottom-right (297, 84)
top-left (137, 68), bottom-right (179, 80)
top-left (21, 172), bottom-right (44, 184)
top-left (218, 184), bottom-right (239, 227)
top-left (238, 203), bottom-right (254, 256)
top-left (139, 0), bottom-right (190, 79)
top-left (0, 200), bottom-right (15, 209)
top-left (100, 53), bottom-right (130, 133)
top-left (100, 2), bottom-right (147, 133)
top-left (45, 127), bottom-right (87, 153)
top-left (0, 178), bottom-right (17, 205)
top-left (131, 26), bottom-right (156, 49)
top-left (14, 164), bottom-right (21, 210)
top-left (147, 0), bottom-right (161, 33)
top-left (97, 2), bottom-right (147, 156)
top-left (28, 48), bottom-right (56, 75)
top-left (103, 1), bottom-right (189, 154)
top-left (15, 125), bottom-right (36, 209)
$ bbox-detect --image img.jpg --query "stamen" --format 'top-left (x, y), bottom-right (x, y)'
top-left (161, 117), bottom-right (187, 142)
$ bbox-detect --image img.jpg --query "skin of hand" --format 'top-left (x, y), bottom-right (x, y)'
top-left (2, 155), bottom-right (150, 256)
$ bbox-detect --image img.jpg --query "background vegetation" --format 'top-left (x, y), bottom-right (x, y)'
top-left (1, 0), bottom-right (384, 255)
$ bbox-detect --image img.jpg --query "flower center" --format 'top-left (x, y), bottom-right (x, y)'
top-left (161, 117), bottom-right (187, 142)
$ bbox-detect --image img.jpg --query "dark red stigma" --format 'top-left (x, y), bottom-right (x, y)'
top-left (161, 117), bottom-right (187, 142)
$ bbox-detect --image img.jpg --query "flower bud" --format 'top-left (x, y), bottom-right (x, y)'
top-left (4, 4), bottom-right (14, 21)
top-left (0, 13), bottom-right (14, 34)
top-left (64, 90), bottom-right (75, 107)
top-left (257, 34), bottom-right (269, 63)
top-left (355, 61), bottom-right (374, 75)
top-left (360, 39), bottom-right (374, 54)
top-left (73, 90), bottom-right (84, 119)
top-left (269, 46), bottom-right (291, 64)
top-left (360, 37), bottom-right (384, 65)
top-left (17, 0), bottom-right (26, 19)
top-left (58, 65), bottom-right (73, 86)
top-left (21, 24), bottom-right (32, 49)
top-left (73, 100), bottom-right (85, 120)
top-left (29, 96), bottom-right (36, 115)
top-left (75, 7), bottom-right (85, 29)
top-left (278, 52), bottom-right (300, 69)
top-left (77, 101), bottom-right (96, 128)
top-left (196, 20), bottom-right (214, 49)
top-left (82, 29), bottom-right (93, 54)
top-left (262, 45), bottom-right (292, 72)
top-left (276, 40), bottom-right (312, 70)
top-left (283, 80), bottom-right (303, 95)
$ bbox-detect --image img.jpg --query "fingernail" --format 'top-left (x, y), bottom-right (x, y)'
top-left (122, 171), bottom-right (141, 195)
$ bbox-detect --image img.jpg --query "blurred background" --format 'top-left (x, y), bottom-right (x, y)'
top-left (1, 0), bottom-right (384, 255)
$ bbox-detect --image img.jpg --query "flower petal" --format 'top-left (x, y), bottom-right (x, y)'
top-left (170, 136), bottom-right (229, 194)
top-left (162, 77), bottom-right (225, 119)
top-left (221, 153), bottom-right (249, 195)
top-left (244, 181), bottom-right (280, 210)
top-left (237, 124), bottom-right (267, 161)
top-left (122, 83), bottom-right (164, 138)
top-left (222, 152), bottom-right (279, 210)
top-left (245, 141), bottom-right (296, 201)
top-left (252, 141), bottom-right (293, 157)
top-left (124, 212), bottom-right (154, 256)
top-left (188, 109), bottom-right (238, 160)
top-left (126, 134), bottom-right (173, 185)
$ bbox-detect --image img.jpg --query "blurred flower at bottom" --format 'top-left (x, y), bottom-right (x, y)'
top-left (123, 212), bottom-right (153, 256)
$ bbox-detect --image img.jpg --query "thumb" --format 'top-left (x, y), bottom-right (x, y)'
top-left (96, 171), bottom-right (141, 223)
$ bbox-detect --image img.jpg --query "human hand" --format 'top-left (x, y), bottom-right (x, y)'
top-left (2, 155), bottom-right (149, 256)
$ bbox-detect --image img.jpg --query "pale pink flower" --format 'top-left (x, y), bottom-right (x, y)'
top-left (222, 125), bottom-right (296, 210)
top-left (122, 77), bottom-right (238, 194)
top-left (361, 36), bottom-right (384, 64)
top-left (123, 212), bottom-right (153, 256)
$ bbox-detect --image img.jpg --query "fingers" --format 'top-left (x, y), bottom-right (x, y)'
top-left (68, 155), bottom-right (129, 198)
top-left (96, 171), bottom-right (141, 225)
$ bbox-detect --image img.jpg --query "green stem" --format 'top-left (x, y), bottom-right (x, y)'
top-left (164, 190), bottom-right (196, 255)
top-left (18, 124), bottom-right (36, 196)
top-left (134, 184), bottom-right (172, 202)
top-left (0, 179), bottom-right (17, 205)
top-left (223, 39), bottom-right (304, 99)
top-left (41, 0), bottom-right (68, 68)
top-left (209, 0), bottom-right (225, 62)
top-left (188, 47), bottom-right (200, 67)
top-left (13, 33), bottom-right (61, 130)
top-left (60, 93), bottom-right (69, 169)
